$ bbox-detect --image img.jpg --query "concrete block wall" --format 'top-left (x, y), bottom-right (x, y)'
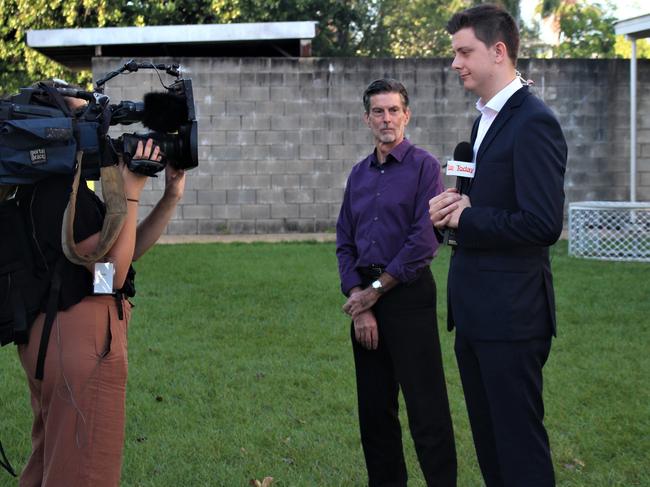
top-left (519, 58), bottom-right (650, 203)
top-left (93, 57), bottom-right (650, 235)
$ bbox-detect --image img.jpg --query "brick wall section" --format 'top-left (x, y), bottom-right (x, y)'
top-left (92, 57), bottom-right (650, 235)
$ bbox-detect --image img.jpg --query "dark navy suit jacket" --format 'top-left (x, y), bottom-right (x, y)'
top-left (448, 86), bottom-right (567, 341)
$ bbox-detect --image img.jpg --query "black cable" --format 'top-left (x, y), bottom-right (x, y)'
top-left (0, 440), bottom-right (17, 477)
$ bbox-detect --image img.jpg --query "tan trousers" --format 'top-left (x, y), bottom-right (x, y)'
top-left (18, 295), bottom-right (131, 487)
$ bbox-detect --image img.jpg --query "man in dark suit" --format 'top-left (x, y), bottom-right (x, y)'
top-left (429, 4), bottom-right (567, 487)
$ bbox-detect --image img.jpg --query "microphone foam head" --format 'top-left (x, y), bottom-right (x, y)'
top-left (143, 92), bottom-right (188, 132)
top-left (453, 141), bottom-right (473, 162)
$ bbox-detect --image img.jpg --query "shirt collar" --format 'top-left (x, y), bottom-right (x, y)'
top-left (370, 138), bottom-right (412, 167)
top-left (475, 77), bottom-right (523, 115)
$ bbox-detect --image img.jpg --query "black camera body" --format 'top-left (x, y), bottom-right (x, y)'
top-left (0, 61), bottom-right (198, 181)
top-left (106, 77), bottom-right (198, 176)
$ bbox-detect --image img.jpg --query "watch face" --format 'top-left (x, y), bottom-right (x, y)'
top-left (372, 280), bottom-right (382, 290)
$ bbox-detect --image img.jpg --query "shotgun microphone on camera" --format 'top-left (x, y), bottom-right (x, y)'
top-left (109, 92), bottom-right (188, 133)
top-left (142, 92), bottom-right (188, 132)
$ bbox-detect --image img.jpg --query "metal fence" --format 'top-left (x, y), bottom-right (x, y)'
top-left (568, 201), bottom-right (650, 262)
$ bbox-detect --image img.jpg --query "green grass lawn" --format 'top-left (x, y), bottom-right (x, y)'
top-left (1, 241), bottom-right (648, 486)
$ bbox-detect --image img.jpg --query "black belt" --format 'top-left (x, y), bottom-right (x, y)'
top-left (357, 265), bottom-right (385, 279)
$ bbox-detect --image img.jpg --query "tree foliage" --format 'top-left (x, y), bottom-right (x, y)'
top-left (534, 0), bottom-right (639, 59)
top-left (483, 0), bottom-right (520, 24)
top-left (8, 0), bottom-right (643, 96)
top-left (0, 0), bottom-right (377, 94)
top-left (614, 36), bottom-right (650, 59)
top-left (355, 0), bottom-right (468, 58)
top-left (121, 0), bottom-right (373, 56)
top-left (553, 1), bottom-right (617, 58)
top-left (0, 0), bottom-right (125, 93)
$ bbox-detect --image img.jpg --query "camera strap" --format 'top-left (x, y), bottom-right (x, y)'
top-left (61, 151), bottom-right (127, 266)
top-left (37, 82), bottom-right (72, 117)
top-left (34, 256), bottom-right (64, 381)
top-left (0, 186), bottom-right (15, 202)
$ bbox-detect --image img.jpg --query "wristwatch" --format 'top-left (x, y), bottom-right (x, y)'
top-left (371, 279), bottom-right (385, 294)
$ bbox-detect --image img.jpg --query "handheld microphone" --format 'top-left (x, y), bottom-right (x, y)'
top-left (443, 142), bottom-right (475, 246)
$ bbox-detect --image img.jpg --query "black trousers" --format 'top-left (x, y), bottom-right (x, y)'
top-left (351, 268), bottom-right (457, 487)
top-left (455, 333), bottom-right (554, 487)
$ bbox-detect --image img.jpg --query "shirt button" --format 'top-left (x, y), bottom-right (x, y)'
top-left (376, 192), bottom-right (381, 196)
top-left (380, 170), bottom-right (385, 174)
top-left (373, 216), bottom-right (378, 221)
top-left (372, 240), bottom-right (376, 244)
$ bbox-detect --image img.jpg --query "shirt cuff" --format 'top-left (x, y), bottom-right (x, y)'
top-left (341, 271), bottom-right (363, 297)
top-left (384, 264), bottom-right (404, 284)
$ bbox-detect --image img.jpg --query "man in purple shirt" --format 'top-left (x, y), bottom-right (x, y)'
top-left (336, 78), bottom-right (456, 487)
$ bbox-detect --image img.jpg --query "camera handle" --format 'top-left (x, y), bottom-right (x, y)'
top-left (95, 59), bottom-right (180, 91)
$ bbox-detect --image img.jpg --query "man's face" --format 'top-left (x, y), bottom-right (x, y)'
top-left (451, 27), bottom-right (498, 99)
top-left (364, 92), bottom-right (410, 148)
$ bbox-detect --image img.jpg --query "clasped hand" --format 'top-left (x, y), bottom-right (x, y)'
top-left (342, 287), bottom-right (379, 319)
top-left (353, 310), bottom-right (378, 350)
top-left (428, 188), bottom-right (471, 229)
top-left (343, 288), bottom-right (381, 350)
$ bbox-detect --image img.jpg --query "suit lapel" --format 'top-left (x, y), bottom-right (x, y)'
top-left (476, 86), bottom-right (530, 163)
top-left (470, 117), bottom-right (480, 148)
top-left (464, 117), bottom-right (482, 194)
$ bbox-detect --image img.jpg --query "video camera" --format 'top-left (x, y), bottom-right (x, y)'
top-left (0, 60), bottom-right (198, 181)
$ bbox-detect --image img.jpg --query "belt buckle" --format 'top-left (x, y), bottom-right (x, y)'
top-left (369, 264), bottom-right (383, 278)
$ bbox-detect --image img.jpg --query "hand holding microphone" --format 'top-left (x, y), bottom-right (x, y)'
top-left (429, 142), bottom-right (475, 245)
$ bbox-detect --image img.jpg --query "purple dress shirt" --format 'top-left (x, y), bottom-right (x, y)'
top-left (336, 139), bottom-right (444, 296)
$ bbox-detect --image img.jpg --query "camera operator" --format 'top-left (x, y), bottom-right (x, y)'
top-left (16, 91), bottom-right (186, 487)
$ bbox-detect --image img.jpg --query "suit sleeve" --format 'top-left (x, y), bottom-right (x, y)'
top-left (457, 111), bottom-right (567, 248)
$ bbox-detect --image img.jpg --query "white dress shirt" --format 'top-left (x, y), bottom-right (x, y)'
top-left (473, 77), bottom-right (524, 162)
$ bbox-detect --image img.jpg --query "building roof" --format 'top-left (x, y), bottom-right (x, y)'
top-left (27, 21), bottom-right (318, 71)
top-left (614, 13), bottom-right (650, 39)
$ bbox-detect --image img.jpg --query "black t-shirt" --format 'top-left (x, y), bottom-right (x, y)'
top-left (19, 174), bottom-right (104, 311)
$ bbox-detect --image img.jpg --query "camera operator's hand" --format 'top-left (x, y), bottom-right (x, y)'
top-left (104, 138), bottom-right (161, 288)
top-left (131, 145), bottom-right (186, 261)
top-left (163, 165), bottom-right (186, 203)
top-left (135, 137), bottom-right (161, 162)
top-left (120, 139), bottom-right (159, 200)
